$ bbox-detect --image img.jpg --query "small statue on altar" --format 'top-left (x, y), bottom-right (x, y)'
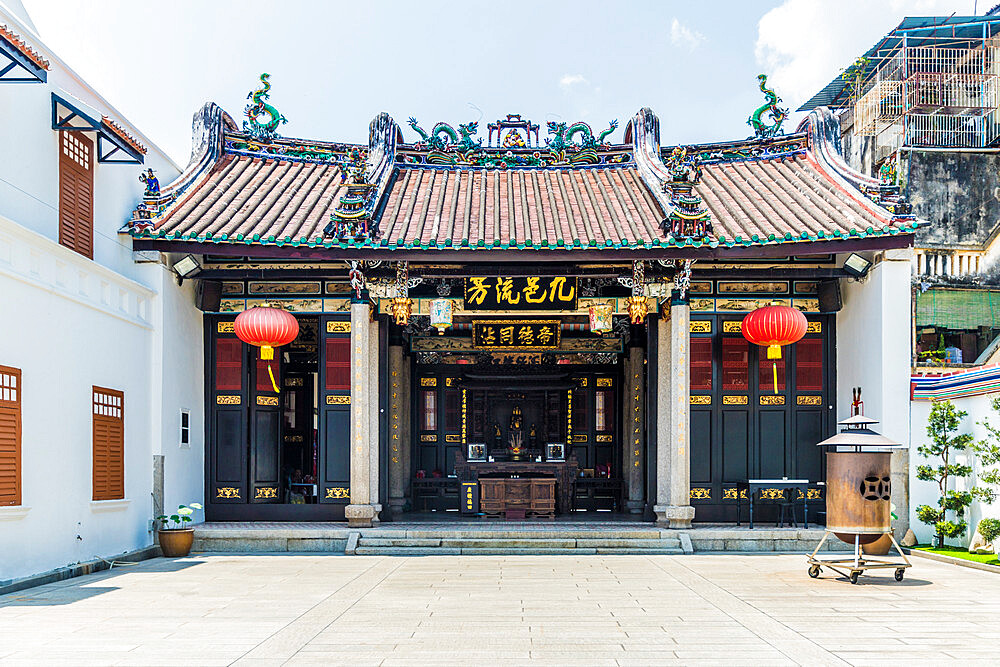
top-left (529, 423), bottom-right (538, 449)
top-left (509, 405), bottom-right (525, 460)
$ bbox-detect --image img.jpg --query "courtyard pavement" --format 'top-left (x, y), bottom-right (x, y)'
top-left (0, 553), bottom-right (997, 666)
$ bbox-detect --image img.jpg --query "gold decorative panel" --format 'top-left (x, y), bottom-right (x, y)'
top-left (573, 434), bottom-right (588, 443)
top-left (722, 321), bottom-right (742, 333)
top-left (759, 488), bottom-right (786, 500)
top-left (256, 396), bottom-right (279, 406)
top-left (284, 435), bottom-right (304, 443)
top-left (217, 321), bottom-right (235, 333)
top-left (723, 488), bottom-right (749, 500)
top-left (326, 321), bottom-right (351, 333)
top-left (806, 321), bottom-right (822, 333)
top-left (216, 487), bottom-right (240, 499)
top-left (690, 395), bottom-right (711, 405)
top-left (445, 377), bottom-right (457, 386)
top-left (420, 377), bottom-right (437, 387)
top-left (219, 299), bottom-right (246, 313)
top-left (797, 395), bottom-right (823, 406)
top-left (445, 434), bottom-right (461, 443)
top-left (221, 282), bottom-right (243, 295)
top-left (795, 299), bottom-right (820, 313)
top-left (690, 487), bottom-right (711, 499)
top-left (793, 281), bottom-right (818, 294)
top-left (718, 281), bottom-right (788, 294)
top-left (759, 395), bottom-right (785, 405)
top-left (249, 282), bottom-right (321, 295)
top-left (576, 378), bottom-right (588, 387)
top-left (254, 487), bottom-right (278, 499)
top-left (285, 377), bottom-right (304, 387)
top-left (216, 395), bottom-right (241, 405)
top-left (717, 298), bottom-right (790, 312)
top-left (325, 487), bottom-right (350, 499)
top-left (596, 378), bottom-right (613, 387)
top-left (420, 434), bottom-right (438, 442)
top-left (246, 298), bottom-right (323, 312)
top-left (690, 298), bottom-right (715, 312)
top-left (596, 434), bottom-right (613, 442)
top-left (689, 320), bottom-right (712, 333)
top-left (326, 395), bottom-right (350, 405)
top-left (689, 281), bottom-right (713, 293)
top-left (722, 395), bottom-right (748, 405)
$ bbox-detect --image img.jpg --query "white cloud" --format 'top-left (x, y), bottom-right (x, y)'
top-left (559, 74), bottom-right (589, 90)
top-left (755, 0), bottom-right (969, 109)
top-left (670, 18), bottom-right (705, 52)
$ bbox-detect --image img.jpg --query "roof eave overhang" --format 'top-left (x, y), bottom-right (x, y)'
top-left (132, 232), bottom-right (914, 262)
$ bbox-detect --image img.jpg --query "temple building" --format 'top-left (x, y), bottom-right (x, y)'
top-left (123, 76), bottom-right (919, 528)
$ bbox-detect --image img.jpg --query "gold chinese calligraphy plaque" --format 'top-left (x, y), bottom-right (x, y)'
top-left (464, 277), bottom-right (578, 310)
top-left (472, 320), bottom-right (561, 350)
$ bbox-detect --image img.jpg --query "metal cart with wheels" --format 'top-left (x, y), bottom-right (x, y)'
top-left (806, 530), bottom-right (911, 584)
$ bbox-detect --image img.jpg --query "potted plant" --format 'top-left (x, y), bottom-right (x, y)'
top-left (156, 503), bottom-right (203, 557)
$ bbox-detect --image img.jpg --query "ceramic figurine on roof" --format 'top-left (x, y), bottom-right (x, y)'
top-left (243, 73), bottom-right (287, 141)
top-left (325, 147), bottom-right (374, 241)
top-left (407, 118), bottom-right (481, 153)
top-left (661, 147), bottom-right (712, 242)
top-left (546, 119), bottom-right (618, 152)
top-left (488, 114), bottom-right (540, 148)
top-left (748, 74), bottom-right (788, 139)
top-left (139, 168), bottom-right (159, 197)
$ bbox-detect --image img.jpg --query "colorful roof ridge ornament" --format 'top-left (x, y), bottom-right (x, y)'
top-left (748, 74), bottom-right (788, 139)
top-left (129, 168), bottom-right (175, 232)
top-left (661, 146), bottom-right (712, 242)
top-left (243, 73), bottom-right (287, 141)
top-left (325, 147), bottom-right (374, 241)
top-left (488, 114), bottom-right (540, 148)
top-left (865, 155), bottom-right (913, 218)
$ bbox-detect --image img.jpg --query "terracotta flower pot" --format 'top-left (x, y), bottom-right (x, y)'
top-left (861, 533), bottom-right (893, 556)
top-left (158, 528), bottom-right (195, 557)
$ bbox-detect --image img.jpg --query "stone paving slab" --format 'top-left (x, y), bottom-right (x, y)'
top-left (1, 552), bottom-right (998, 665)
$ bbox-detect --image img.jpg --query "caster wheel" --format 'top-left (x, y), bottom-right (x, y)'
top-left (895, 569), bottom-right (905, 582)
top-left (849, 571), bottom-right (860, 585)
top-left (808, 565), bottom-right (820, 578)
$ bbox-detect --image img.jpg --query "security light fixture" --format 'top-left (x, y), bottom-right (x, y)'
top-left (843, 253), bottom-right (872, 278)
top-left (173, 254), bottom-right (201, 284)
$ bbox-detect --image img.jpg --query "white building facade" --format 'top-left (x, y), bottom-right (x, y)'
top-left (0, 2), bottom-right (204, 587)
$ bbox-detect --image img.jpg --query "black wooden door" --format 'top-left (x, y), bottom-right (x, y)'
top-left (207, 318), bottom-right (249, 504)
top-left (249, 345), bottom-right (282, 503)
top-left (318, 316), bottom-right (351, 503)
top-left (689, 315), bottom-right (833, 520)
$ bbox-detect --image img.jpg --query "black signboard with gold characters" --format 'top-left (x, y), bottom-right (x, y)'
top-left (464, 277), bottom-right (577, 310)
top-left (473, 320), bottom-right (561, 350)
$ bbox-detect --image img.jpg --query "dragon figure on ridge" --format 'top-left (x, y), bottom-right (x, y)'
top-left (748, 74), bottom-right (788, 139)
top-left (244, 73), bottom-right (287, 141)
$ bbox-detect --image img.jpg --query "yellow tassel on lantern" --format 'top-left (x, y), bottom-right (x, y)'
top-left (767, 345), bottom-right (781, 394)
top-left (261, 345), bottom-right (275, 360)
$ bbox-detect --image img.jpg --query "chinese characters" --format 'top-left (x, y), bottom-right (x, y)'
top-left (473, 320), bottom-right (561, 350)
top-left (464, 277), bottom-right (577, 310)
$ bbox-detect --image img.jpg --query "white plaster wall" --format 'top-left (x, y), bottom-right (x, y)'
top-left (0, 6), bottom-right (203, 583)
top-left (909, 395), bottom-right (1000, 546)
top-left (0, 5), bottom-right (179, 284)
top-left (836, 251), bottom-right (913, 533)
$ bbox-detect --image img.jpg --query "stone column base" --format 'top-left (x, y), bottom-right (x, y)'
top-left (387, 498), bottom-right (405, 517)
top-left (345, 504), bottom-right (381, 528)
top-left (654, 504), bottom-right (696, 529)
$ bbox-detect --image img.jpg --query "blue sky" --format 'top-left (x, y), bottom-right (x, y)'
top-left (15, 0), bottom-right (981, 164)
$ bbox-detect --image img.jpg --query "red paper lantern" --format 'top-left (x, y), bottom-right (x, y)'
top-left (741, 304), bottom-right (807, 394)
top-left (234, 306), bottom-right (299, 392)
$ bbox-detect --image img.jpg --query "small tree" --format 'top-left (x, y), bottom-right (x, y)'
top-left (975, 395), bottom-right (1000, 492)
top-left (916, 401), bottom-right (976, 545)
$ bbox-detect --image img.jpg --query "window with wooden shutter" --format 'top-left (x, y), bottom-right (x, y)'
top-left (59, 132), bottom-right (94, 259)
top-left (92, 386), bottom-right (124, 501)
top-left (0, 366), bottom-right (21, 506)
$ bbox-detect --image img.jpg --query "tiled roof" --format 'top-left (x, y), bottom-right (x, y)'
top-left (0, 23), bottom-right (49, 70)
top-left (152, 155), bottom-right (346, 244)
top-left (378, 166), bottom-right (664, 250)
top-left (128, 106), bottom-right (921, 254)
top-left (101, 117), bottom-right (147, 156)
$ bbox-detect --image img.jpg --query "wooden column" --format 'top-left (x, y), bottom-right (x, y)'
top-left (346, 299), bottom-right (380, 527)
top-left (654, 293), bottom-right (695, 528)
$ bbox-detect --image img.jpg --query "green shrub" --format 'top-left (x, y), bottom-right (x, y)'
top-left (979, 517), bottom-right (1000, 543)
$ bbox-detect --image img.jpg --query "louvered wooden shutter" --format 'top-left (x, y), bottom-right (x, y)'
top-left (0, 366), bottom-right (21, 506)
top-left (92, 387), bottom-right (124, 501)
top-left (59, 132), bottom-right (94, 259)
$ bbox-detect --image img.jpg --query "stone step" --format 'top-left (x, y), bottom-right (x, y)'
top-left (357, 538), bottom-right (442, 547)
top-left (398, 529), bottom-right (666, 540)
top-left (354, 546), bottom-right (462, 556)
top-left (356, 537), bottom-right (682, 549)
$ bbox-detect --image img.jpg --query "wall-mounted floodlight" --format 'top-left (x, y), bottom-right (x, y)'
top-left (173, 254), bottom-right (201, 278)
top-left (843, 253), bottom-right (872, 278)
